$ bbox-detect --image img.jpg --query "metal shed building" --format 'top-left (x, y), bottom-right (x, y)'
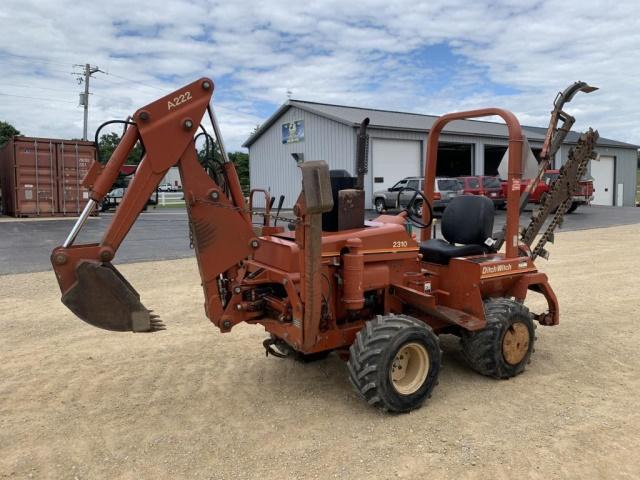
top-left (243, 100), bottom-right (638, 209)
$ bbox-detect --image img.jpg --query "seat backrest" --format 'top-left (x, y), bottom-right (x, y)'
top-left (322, 169), bottom-right (363, 231)
top-left (441, 195), bottom-right (494, 245)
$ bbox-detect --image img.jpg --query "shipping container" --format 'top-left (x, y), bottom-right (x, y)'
top-left (57, 140), bottom-right (94, 215)
top-left (0, 136), bottom-right (96, 217)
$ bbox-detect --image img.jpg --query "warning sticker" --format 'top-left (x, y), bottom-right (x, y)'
top-left (512, 179), bottom-right (521, 191)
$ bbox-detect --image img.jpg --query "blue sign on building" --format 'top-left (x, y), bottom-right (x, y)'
top-left (282, 120), bottom-right (305, 144)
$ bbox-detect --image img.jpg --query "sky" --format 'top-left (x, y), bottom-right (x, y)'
top-left (0, 0), bottom-right (638, 151)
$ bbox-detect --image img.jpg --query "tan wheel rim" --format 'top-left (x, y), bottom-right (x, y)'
top-left (390, 342), bottom-right (430, 395)
top-left (502, 322), bottom-right (530, 365)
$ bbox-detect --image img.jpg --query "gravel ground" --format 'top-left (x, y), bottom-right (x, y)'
top-left (1, 224), bottom-right (639, 479)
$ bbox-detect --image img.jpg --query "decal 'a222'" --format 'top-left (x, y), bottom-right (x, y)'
top-left (167, 91), bottom-right (193, 110)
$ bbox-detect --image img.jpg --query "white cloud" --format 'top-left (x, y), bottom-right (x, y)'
top-left (0, 0), bottom-right (638, 151)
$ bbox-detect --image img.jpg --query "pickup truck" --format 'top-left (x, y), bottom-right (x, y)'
top-left (101, 187), bottom-right (158, 212)
top-left (458, 175), bottom-right (505, 208)
top-left (501, 169), bottom-right (594, 213)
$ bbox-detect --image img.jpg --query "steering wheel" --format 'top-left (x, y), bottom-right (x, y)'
top-left (396, 187), bottom-right (433, 228)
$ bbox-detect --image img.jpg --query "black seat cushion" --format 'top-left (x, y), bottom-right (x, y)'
top-left (441, 195), bottom-right (495, 245)
top-left (420, 196), bottom-right (495, 264)
top-left (420, 239), bottom-right (488, 264)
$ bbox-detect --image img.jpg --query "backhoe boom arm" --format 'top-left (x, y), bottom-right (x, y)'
top-left (51, 78), bottom-right (255, 332)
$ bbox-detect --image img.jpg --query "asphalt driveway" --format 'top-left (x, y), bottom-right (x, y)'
top-left (1, 205), bottom-right (638, 275)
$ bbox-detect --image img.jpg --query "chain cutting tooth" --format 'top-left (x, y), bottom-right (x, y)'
top-left (525, 129), bottom-right (598, 260)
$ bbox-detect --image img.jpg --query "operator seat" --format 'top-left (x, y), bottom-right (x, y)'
top-left (420, 195), bottom-right (495, 265)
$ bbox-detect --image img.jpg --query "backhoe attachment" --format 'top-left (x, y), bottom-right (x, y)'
top-left (60, 261), bottom-right (164, 332)
top-left (51, 78), bottom-right (255, 332)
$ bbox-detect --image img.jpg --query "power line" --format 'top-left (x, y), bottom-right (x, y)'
top-left (102, 71), bottom-right (168, 92)
top-left (0, 59), bottom-right (76, 76)
top-left (0, 51), bottom-right (73, 67)
top-left (0, 53), bottom-right (170, 92)
top-left (0, 82), bottom-right (77, 93)
top-left (0, 92), bottom-right (77, 104)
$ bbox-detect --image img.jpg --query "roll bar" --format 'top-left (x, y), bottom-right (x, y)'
top-left (421, 108), bottom-right (524, 258)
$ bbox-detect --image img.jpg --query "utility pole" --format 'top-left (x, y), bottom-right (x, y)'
top-left (75, 64), bottom-right (102, 140)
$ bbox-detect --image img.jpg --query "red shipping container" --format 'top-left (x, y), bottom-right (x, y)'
top-left (0, 136), bottom-right (96, 217)
top-left (57, 140), bottom-right (95, 216)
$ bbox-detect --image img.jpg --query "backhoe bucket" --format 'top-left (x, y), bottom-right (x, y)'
top-left (60, 261), bottom-right (164, 332)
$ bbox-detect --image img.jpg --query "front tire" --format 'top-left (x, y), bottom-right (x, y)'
top-left (374, 198), bottom-right (386, 214)
top-left (461, 298), bottom-right (535, 379)
top-left (348, 315), bottom-right (441, 412)
top-left (566, 201), bottom-right (579, 213)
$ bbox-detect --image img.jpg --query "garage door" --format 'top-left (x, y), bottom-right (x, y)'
top-left (591, 156), bottom-right (615, 205)
top-left (371, 139), bottom-right (421, 192)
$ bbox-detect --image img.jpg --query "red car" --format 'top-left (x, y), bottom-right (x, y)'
top-left (500, 170), bottom-right (594, 213)
top-left (458, 175), bottom-right (505, 208)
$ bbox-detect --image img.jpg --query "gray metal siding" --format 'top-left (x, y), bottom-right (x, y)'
top-left (250, 111), bottom-right (638, 208)
top-left (249, 107), bottom-right (355, 208)
top-left (592, 146), bottom-right (636, 207)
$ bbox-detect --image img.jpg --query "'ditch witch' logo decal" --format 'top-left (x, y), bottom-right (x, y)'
top-left (482, 264), bottom-right (513, 275)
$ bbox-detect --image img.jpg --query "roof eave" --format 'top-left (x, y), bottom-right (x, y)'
top-left (242, 102), bottom-right (292, 148)
top-left (243, 99), bottom-right (640, 151)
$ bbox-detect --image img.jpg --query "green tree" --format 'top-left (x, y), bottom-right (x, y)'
top-left (196, 139), bottom-right (250, 195)
top-left (97, 131), bottom-right (144, 188)
top-left (97, 131), bottom-right (143, 164)
top-left (228, 151), bottom-right (249, 194)
top-left (0, 121), bottom-right (20, 147)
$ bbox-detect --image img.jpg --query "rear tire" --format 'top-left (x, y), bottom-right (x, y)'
top-left (461, 298), bottom-right (535, 379)
top-left (348, 315), bottom-right (441, 412)
top-left (374, 198), bottom-right (386, 214)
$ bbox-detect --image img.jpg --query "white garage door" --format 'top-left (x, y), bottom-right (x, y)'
top-left (591, 156), bottom-right (615, 206)
top-left (371, 139), bottom-right (421, 192)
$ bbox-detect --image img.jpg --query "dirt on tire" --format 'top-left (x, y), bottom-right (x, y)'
top-left (461, 298), bottom-right (535, 378)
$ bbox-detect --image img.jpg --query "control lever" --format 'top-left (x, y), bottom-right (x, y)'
top-left (273, 195), bottom-right (285, 226)
top-left (265, 196), bottom-right (276, 226)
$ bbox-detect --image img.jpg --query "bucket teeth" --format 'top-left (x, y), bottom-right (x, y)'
top-left (149, 313), bottom-right (166, 331)
top-left (59, 261), bottom-right (167, 333)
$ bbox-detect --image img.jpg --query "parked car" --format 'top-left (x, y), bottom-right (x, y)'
top-left (373, 177), bottom-right (464, 214)
top-left (458, 175), bottom-right (505, 208)
top-left (500, 169), bottom-right (594, 213)
top-left (101, 187), bottom-right (158, 212)
top-left (158, 183), bottom-right (174, 192)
